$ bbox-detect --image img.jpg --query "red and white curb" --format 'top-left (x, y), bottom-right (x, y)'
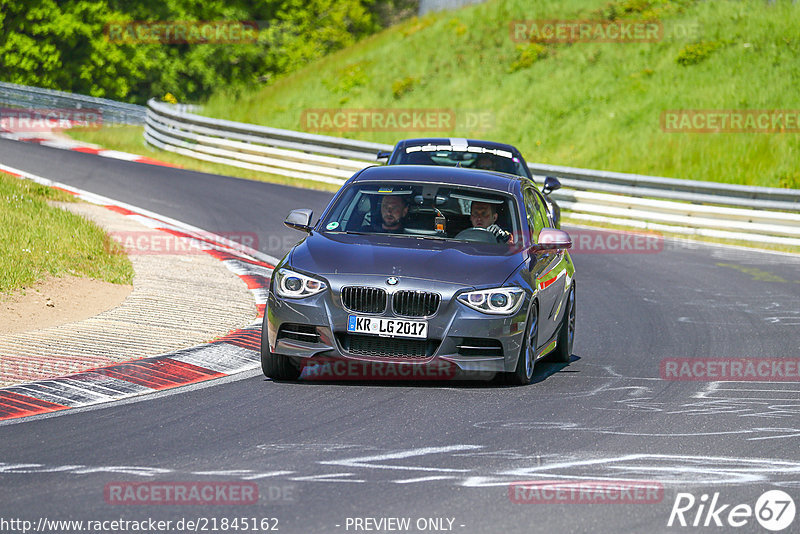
top-left (0, 130), bottom-right (180, 168)
top-left (0, 162), bottom-right (275, 421)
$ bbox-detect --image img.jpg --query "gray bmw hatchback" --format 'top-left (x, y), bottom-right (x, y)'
top-left (261, 165), bottom-right (575, 385)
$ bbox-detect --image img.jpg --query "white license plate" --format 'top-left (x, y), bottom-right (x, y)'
top-left (347, 315), bottom-right (428, 339)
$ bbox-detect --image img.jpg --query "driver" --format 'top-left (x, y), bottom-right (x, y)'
top-left (473, 155), bottom-right (495, 171)
top-left (470, 201), bottom-right (512, 243)
top-left (373, 194), bottom-right (409, 233)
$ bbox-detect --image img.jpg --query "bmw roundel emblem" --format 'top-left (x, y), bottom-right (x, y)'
top-left (387, 277), bottom-right (399, 286)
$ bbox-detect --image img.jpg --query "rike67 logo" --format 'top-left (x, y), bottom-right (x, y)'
top-left (668, 490), bottom-right (796, 531)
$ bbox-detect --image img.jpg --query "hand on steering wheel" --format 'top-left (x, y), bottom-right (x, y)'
top-left (486, 224), bottom-right (512, 243)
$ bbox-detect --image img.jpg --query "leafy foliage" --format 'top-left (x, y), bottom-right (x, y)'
top-left (0, 0), bottom-right (383, 104)
top-left (675, 41), bottom-right (722, 66)
top-left (509, 43), bottom-right (549, 73)
top-left (391, 75), bottom-right (418, 99)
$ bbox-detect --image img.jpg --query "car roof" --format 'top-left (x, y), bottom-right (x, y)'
top-left (393, 137), bottom-right (523, 154)
top-left (352, 164), bottom-right (526, 194)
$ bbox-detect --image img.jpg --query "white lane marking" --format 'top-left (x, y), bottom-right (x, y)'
top-left (393, 476), bottom-right (456, 484)
top-left (459, 477), bottom-right (514, 488)
top-left (93, 150), bottom-right (140, 161)
top-left (0, 463), bottom-right (43, 473)
top-left (126, 214), bottom-right (164, 228)
top-left (289, 473), bottom-right (364, 483)
top-left (68, 466), bottom-right (172, 476)
top-left (242, 470), bottom-right (295, 480)
top-left (7, 450), bottom-right (800, 487)
top-left (497, 453), bottom-right (800, 485)
top-left (192, 470), bottom-right (256, 476)
top-left (320, 445), bottom-right (483, 473)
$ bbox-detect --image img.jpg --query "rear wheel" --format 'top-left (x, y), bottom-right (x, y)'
top-left (507, 303), bottom-right (538, 385)
top-left (261, 318), bottom-right (301, 380)
top-left (551, 283), bottom-right (575, 363)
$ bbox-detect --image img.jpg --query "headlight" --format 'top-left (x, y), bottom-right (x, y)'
top-left (458, 287), bottom-right (525, 315)
top-left (274, 269), bottom-right (327, 298)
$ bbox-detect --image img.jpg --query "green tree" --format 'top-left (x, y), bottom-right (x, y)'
top-left (0, 0), bottom-right (383, 104)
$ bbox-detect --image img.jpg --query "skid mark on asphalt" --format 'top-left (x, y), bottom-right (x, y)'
top-left (573, 364), bottom-right (800, 422)
top-left (6, 447), bottom-right (800, 488)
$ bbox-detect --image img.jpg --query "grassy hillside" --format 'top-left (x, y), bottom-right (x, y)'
top-left (199, 0), bottom-right (800, 189)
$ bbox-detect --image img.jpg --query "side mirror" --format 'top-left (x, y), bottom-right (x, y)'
top-left (531, 228), bottom-right (572, 251)
top-left (376, 150), bottom-right (391, 161)
top-left (284, 209), bottom-right (313, 233)
top-left (542, 176), bottom-right (561, 195)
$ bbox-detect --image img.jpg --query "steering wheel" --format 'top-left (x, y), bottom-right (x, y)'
top-left (454, 227), bottom-right (499, 243)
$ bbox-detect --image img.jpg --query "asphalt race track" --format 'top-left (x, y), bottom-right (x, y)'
top-left (2, 138), bottom-right (800, 533)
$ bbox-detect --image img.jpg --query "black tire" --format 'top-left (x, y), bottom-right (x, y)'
top-left (551, 283), bottom-right (575, 363)
top-left (260, 317), bottom-right (301, 380)
top-left (506, 303), bottom-right (538, 385)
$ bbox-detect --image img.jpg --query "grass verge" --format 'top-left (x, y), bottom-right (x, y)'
top-left (0, 172), bottom-right (134, 295)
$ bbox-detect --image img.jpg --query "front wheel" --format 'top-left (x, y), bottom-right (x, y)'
top-left (551, 283), bottom-right (575, 363)
top-left (260, 318), bottom-right (301, 380)
top-left (507, 303), bottom-right (538, 385)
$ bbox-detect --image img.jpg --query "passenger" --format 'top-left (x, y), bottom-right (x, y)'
top-left (374, 195), bottom-right (409, 233)
top-left (470, 201), bottom-right (512, 243)
top-left (473, 155), bottom-right (495, 171)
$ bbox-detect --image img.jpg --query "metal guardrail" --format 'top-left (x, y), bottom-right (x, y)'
top-left (145, 99), bottom-right (389, 186)
top-left (528, 163), bottom-right (800, 211)
top-left (144, 99), bottom-right (800, 247)
top-left (0, 81), bottom-right (146, 125)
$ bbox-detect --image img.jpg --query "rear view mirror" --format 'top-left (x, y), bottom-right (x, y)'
top-left (543, 176), bottom-right (561, 195)
top-left (376, 151), bottom-right (391, 161)
top-left (531, 228), bottom-right (572, 251)
top-left (284, 209), bottom-right (313, 233)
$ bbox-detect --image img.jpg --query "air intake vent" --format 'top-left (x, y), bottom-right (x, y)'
top-left (277, 323), bottom-right (320, 343)
top-left (339, 334), bottom-right (438, 359)
top-left (392, 290), bottom-right (440, 317)
top-left (341, 286), bottom-right (387, 314)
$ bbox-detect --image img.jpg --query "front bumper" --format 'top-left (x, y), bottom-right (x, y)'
top-left (267, 273), bottom-right (530, 374)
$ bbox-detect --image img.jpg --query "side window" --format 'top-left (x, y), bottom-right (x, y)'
top-left (522, 188), bottom-right (546, 240)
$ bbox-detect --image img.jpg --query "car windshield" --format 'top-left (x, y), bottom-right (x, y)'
top-left (393, 144), bottom-right (530, 178)
top-left (321, 181), bottom-right (521, 244)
